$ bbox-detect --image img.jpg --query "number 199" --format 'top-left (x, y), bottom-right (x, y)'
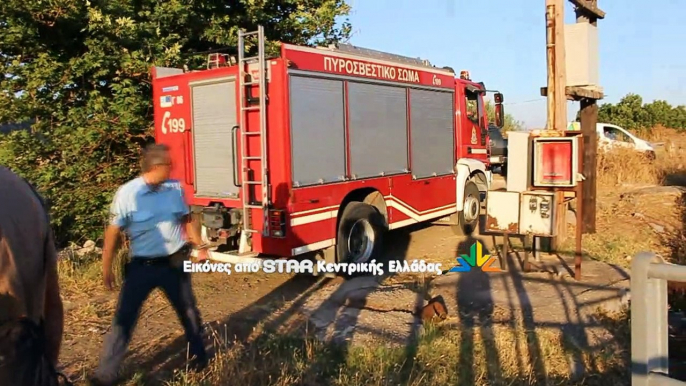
top-left (169, 118), bottom-right (186, 133)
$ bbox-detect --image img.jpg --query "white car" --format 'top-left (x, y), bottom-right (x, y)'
top-left (568, 122), bottom-right (657, 159)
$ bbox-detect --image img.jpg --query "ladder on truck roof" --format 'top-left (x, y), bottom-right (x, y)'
top-left (237, 25), bottom-right (269, 254)
top-left (328, 43), bottom-right (433, 68)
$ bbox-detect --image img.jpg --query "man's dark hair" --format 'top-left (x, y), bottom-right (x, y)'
top-left (141, 143), bottom-right (170, 173)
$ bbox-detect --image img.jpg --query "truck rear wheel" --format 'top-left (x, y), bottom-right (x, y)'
top-left (452, 180), bottom-right (481, 236)
top-left (336, 202), bottom-right (385, 266)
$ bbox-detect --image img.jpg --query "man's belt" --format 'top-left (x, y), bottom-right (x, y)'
top-left (130, 256), bottom-right (169, 266)
top-left (131, 244), bottom-right (192, 266)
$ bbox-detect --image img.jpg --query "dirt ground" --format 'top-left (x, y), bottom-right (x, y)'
top-left (58, 223), bottom-right (480, 382)
top-left (57, 175), bottom-right (635, 385)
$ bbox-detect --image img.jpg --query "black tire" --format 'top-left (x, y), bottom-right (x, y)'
top-left (451, 180), bottom-right (481, 236)
top-left (336, 202), bottom-right (386, 272)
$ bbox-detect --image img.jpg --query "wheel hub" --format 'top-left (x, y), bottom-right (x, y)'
top-left (347, 219), bottom-right (375, 263)
top-left (464, 195), bottom-right (480, 222)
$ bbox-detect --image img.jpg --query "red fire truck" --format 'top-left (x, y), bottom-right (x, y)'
top-left (151, 26), bottom-right (505, 265)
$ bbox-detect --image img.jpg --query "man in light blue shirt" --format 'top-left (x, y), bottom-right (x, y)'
top-left (107, 175), bottom-right (190, 260)
top-left (90, 143), bottom-right (209, 386)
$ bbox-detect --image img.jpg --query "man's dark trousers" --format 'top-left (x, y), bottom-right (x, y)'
top-left (95, 251), bottom-right (207, 380)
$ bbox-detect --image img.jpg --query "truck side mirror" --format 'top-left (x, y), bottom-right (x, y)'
top-left (495, 103), bottom-right (504, 128)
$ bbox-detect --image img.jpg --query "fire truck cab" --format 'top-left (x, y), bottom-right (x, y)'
top-left (151, 26), bottom-right (505, 266)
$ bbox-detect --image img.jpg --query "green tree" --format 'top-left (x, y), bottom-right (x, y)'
top-left (485, 100), bottom-right (525, 132)
top-left (0, 0), bottom-right (351, 245)
top-left (575, 93), bottom-right (686, 133)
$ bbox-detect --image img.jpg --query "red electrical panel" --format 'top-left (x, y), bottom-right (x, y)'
top-left (532, 137), bottom-right (579, 187)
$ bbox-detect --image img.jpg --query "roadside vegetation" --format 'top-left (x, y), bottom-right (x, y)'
top-left (582, 93), bottom-right (686, 132)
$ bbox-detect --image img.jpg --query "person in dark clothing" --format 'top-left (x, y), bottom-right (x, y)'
top-left (0, 166), bottom-right (65, 386)
top-left (89, 144), bottom-right (210, 386)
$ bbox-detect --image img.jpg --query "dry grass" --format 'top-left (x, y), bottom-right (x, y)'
top-left (634, 125), bottom-right (681, 143)
top-left (596, 147), bottom-right (660, 187)
top-left (159, 309), bottom-right (629, 386)
top-left (560, 127), bottom-right (686, 267)
top-left (596, 127), bottom-right (686, 188)
top-left (58, 247), bottom-right (128, 297)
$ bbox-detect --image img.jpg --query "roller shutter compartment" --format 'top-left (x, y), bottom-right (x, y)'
top-left (347, 82), bottom-right (409, 179)
top-left (289, 75), bottom-right (346, 187)
top-left (409, 89), bottom-right (454, 179)
top-left (190, 80), bottom-right (239, 198)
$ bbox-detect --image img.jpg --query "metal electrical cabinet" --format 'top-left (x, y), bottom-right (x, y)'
top-left (506, 131), bottom-right (532, 192)
top-left (564, 22), bottom-right (599, 88)
top-left (485, 191), bottom-right (521, 234)
top-left (532, 137), bottom-right (579, 188)
top-left (519, 191), bottom-right (557, 236)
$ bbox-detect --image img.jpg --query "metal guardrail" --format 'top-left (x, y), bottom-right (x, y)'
top-left (632, 252), bottom-right (686, 386)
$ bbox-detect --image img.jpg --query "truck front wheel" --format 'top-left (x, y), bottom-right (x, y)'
top-left (452, 180), bottom-right (481, 236)
top-left (336, 202), bottom-right (385, 266)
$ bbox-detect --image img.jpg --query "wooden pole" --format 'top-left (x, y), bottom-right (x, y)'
top-left (579, 99), bottom-right (598, 233)
top-left (545, 0), bottom-right (568, 131)
top-left (576, 0), bottom-right (599, 234)
top-left (575, 136), bottom-right (584, 280)
top-left (545, 0), bottom-right (569, 254)
top-left (545, 2), bottom-right (556, 130)
top-left (553, 0), bottom-right (567, 131)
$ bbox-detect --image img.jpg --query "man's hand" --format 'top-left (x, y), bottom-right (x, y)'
top-left (103, 267), bottom-right (115, 291)
top-left (102, 224), bottom-right (121, 291)
top-left (184, 214), bottom-right (208, 257)
top-left (196, 247), bottom-right (210, 262)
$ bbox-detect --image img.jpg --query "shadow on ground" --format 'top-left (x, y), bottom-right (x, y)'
top-left (281, 222), bottom-right (425, 385)
top-left (424, 213), bottom-right (631, 385)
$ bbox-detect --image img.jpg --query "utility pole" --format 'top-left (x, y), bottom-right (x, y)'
top-left (545, 0), bottom-right (567, 133)
top-left (541, 0), bottom-right (605, 235)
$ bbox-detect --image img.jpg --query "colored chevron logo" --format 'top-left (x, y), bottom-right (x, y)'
top-left (448, 241), bottom-right (501, 273)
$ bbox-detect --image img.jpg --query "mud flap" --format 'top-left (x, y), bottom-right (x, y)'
top-left (485, 170), bottom-right (493, 188)
top-left (238, 231), bottom-right (251, 254)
